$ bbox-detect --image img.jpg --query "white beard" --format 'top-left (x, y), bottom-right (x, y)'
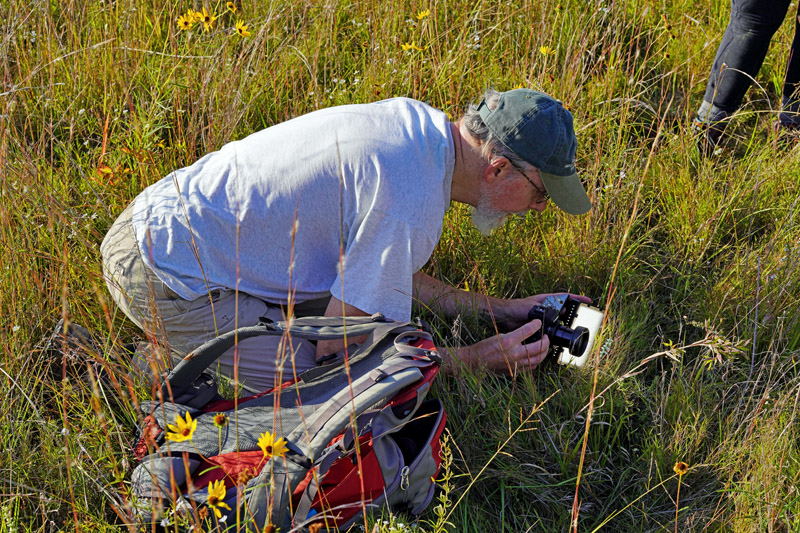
top-left (470, 197), bottom-right (509, 236)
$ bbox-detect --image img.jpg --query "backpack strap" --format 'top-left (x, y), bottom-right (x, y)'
top-left (287, 358), bottom-right (429, 453)
top-left (163, 314), bottom-right (406, 394)
top-left (295, 323), bottom-right (421, 384)
top-left (267, 359), bottom-right (428, 530)
top-left (245, 457), bottom-right (307, 532)
top-left (292, 446), bottom-right (343, 525)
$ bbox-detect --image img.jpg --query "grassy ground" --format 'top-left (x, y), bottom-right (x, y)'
top-left (3, 0), bottom-right (800, 530)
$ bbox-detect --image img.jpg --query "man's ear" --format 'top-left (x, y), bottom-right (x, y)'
top-left (484, 156), bottom-right (511, 184)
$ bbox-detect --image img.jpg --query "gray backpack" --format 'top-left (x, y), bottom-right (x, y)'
top-left (130, 314), bottom-right (446, 532)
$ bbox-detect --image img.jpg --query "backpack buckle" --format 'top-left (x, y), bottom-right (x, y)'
top-left (394, 331), bottom-right (437, 360)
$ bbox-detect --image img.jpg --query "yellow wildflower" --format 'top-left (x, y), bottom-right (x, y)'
top-left (226, 1), bottom-right (237, 13)
top-left (165, 412), bottom-right (196, 442)
top-left (673, 461), bottom-right (689, 477)
top-left (416, 9), bottom-right (430, 20)
top-left (190, 9), bottom-right (204, 23)
top-left (177, 13), bottom-right (193, 31)
top-left (257, 430), bottom-right (289, 459)
top-left (199, 7), bottom-right (217, 31)
top-left (401, 42), bottom-right (423, 51)
top-left (206, 479), bottom-right (232, 519)
top-left (213, 413), bottom-right (229, 428)
top-left (235, 20), bottom-right (251, 38)
top-left (539, 46), bottom-right (554, 55)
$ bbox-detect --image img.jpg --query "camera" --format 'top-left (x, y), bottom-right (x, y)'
top-left (526, 295), bottom-right (605, 368)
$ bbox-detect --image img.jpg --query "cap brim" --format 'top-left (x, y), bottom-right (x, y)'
top-left (539, 170), bottom-right (592, 215)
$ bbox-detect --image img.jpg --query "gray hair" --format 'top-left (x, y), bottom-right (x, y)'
top-left (463, 88), bottom-right (536, 173)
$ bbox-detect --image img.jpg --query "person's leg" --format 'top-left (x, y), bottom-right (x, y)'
top-left (101, 204), bottom-right (317, 392)
top-left (699, 0), bottom-right (791, 121)
top-left (779, 2), bottom-right (800, 127)
top-left (101, 202), bottom-right (173, 353)
top-left (694, 0), bottom-right (791, 152)
top-left (159, 289), bottom-right (318, 392)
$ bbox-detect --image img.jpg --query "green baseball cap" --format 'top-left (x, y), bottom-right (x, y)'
top-left (477, 89), bottom-right (591, 215)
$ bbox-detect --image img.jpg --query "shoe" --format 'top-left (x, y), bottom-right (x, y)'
top-left (772, 120), bottom-right (800, 148)
top-left (691, 117), bottom-right (726, 157)
top-left (43, 319), bottom-right (101, 360)
top-left (42, 319), bottom-right (122, 388)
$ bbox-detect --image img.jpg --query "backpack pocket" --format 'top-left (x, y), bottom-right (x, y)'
top-left (296, 399), bottom-right (446, 529)
top-left (373, 399), bottom-right (447, 514)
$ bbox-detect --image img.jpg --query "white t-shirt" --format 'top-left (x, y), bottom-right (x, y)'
top-left (131, 98), bottom-right (455, 321)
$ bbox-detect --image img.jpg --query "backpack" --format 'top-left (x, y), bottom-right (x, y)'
top-left (130, 314), bottom-right (446, 532)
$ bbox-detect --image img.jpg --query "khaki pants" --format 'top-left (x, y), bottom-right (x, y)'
top-left (100, 203), bottom-right (318, 392)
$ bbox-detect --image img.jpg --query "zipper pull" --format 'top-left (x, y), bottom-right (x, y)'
top-left (400, 465), bottom-right (410, 490)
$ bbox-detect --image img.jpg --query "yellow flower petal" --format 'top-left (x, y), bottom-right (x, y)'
top-left (206, 479), bottom-right (231, 518)
top-left (164, 412), bottom-right (196, 442)
top-left (258, 430), bottom-right (288, 458)
top-left (235, 20), bottom-right (251, 38)
top-left (177, 14), bottom-right (193, 30)
top-left (401, 42), bottom-right (423, 52)
top-left (272, 437), bottom-right (289, 457)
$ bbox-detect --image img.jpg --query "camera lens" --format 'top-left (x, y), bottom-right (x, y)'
top-left (549, 325), bottom-right (590, 356)
top-left (527, 305), bottom-right (591, 357)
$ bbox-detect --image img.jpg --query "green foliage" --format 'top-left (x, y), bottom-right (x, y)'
top-left (4, 0), bottom-right (800, 530)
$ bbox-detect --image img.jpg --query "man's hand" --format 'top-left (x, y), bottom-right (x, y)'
top-left (495, 292), bottom-right (592, 330)
top-left (447, 319), bottom-right (551, 375)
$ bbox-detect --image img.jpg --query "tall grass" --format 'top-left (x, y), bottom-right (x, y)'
top-left (3, 0), bottom-right (800, 530)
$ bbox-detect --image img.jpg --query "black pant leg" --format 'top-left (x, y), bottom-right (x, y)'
top-left (780, 2), bottom-right (800, 124)
top-left (701, 0), bottom-right (791, 115)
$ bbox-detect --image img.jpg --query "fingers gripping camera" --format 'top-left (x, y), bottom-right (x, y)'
top-left (526, 295), bottom-right (605, 368)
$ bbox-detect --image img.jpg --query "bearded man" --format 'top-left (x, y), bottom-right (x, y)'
top-left (101, 88), bottom-right (592, 392)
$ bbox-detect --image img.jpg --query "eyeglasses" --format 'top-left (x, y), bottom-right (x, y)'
top-left (507, 159), bottom-right (550, 205)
